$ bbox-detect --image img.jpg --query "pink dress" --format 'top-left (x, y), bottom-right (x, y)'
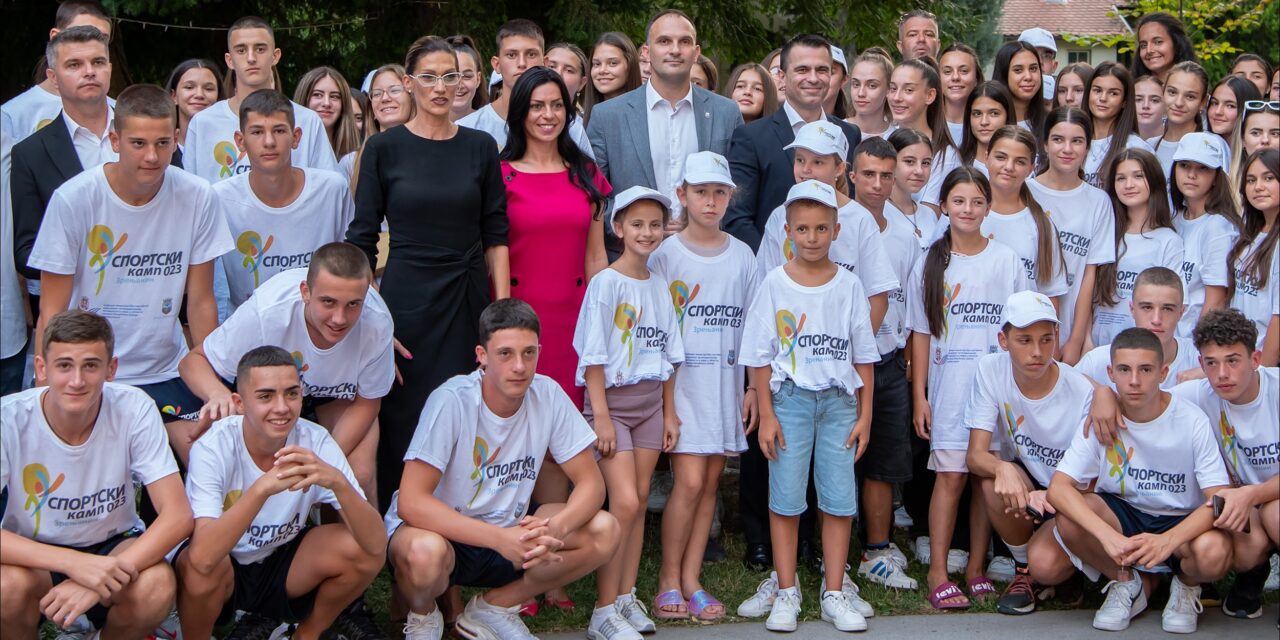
top-left (501, 161), bottom-right (611, 408)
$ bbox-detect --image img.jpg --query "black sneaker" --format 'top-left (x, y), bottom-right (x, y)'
top-left (223, 612), bottom-right (284, 640)
top-left (1223, 563), bottom-right (1269, 619)
top-left (703, 536), bottom-right (727, 563)
top-left (997, 568), bottom-right (1037, 615)
top-left (324, 598), bottom-right (387, 639)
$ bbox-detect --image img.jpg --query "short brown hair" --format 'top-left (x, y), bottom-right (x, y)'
top-left (113, 84), bottom-right (176, 131)
top-left (228, 16), bottom-right (273, 47)
top-left (238, 88), bottom-right (294, 130)
top-left (43, 310), bottom-right (114, 358)
top-left (495, 18), bottom-right (544, 52)
top-left (55, 1), bottom-right (110, 31)
top-left (307, 242), bottom-right (372, 285)
top-left (647, 9), bottom-right (696, 43)
top-left (1134, 266), bottom-right (1184, 298)
top-left (1192, 308), bottom-right (1258, 353)
top-left (1110, 327), bottom-right (1163, 364)
top-left (46, 24), bottom-right (108, 68)
top-left (235, 345), bottom-right (298, 392)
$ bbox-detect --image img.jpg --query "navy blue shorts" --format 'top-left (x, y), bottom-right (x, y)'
top-left (448, 540), bottom-right (524, 588)
top-left (136, 377), bottom-right (203, 422)
top-left (1100, 493), bottom-right (1188, 572)
top-left (48, 528), bottom-right (142, 628)
top-left (173, 527), bottom-right (318, 625)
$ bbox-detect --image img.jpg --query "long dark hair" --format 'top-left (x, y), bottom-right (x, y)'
top-left (1036, 106), bottom-right (1093, 178)
top-left (897, 57), bottom-right (955, 153)
top-left (500, 67), bottom-right (607, 219)
top-left (1053, 63), bottom-right (1094, 110)
top-left (993, 41), bottom-right (1047, 131)
top-left (448, 34), bottom-right (491, 111)
top-left (1229, 149), bottom-right (1280, 296)
top-left (1086, 62), bottom-right (1140, 181)
top-left (989, 126), bottom-right (1062, 286)
top-left (1152, 60), bottom-right (1208, 152)
top-left (1170, 161), bottom-right (1239, 226)
top-left (1131, 12), bottom-right (1196, 79)
top-left (959, 81), bottom-right (1015, 166)
top-left (1095, 148), bottom-right (1174, 306)
top-left (923, 167), bottom-right (992, 338)
top-left (582, 32), bottom-right (642, 126)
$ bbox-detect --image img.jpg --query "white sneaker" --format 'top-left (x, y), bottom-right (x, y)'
top-left (1163, 576), bottom-right (1203, 634)
top-left (615, 590), bottom-right (655, 633)
top-left (403, 609), bottom-right (445, 640)
top-left (820, 591), bottom-right (868, 632)
top-left (837, 573), bottom-right (875, 618)
top-left (894, 506), bottom-right (913, 529)
top-left (456, 595), bottom-right (538, 640)
top-left (1265, 553), bottom-right (1280, 592)
top-left (737, 571), bottom-right (779, 617)
top-left (914, 536), bottom-right (931, 564)
top-left (886, 542), bottom-right (909, 569)
top-left (647, 470), bottom-right (672, 513)
top-left (150, 608), bottom-right (182, 640)
top-left (1093, 577), bottom-right (1147, 631)
top-left (858, 552), bottom-right (918, 589)
top-left (946, 549), bottom-right (970, 574)
top-left (986, 556), bottom-right (1017, 582)
top-left (53, 616), bottom-right (93, 640)
top-left (587, 606), bottom-right (643, 640)
top-left (764, 587), bottom-right (801, 632)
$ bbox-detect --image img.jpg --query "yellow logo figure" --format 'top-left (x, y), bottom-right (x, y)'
top-left (782, 238), bottom-right (795, 262)
top-left (941, 281), bottom-right (962, 338)
top-left (1106, 436), bottom-right (1134, 494)
top-left (614, 303), bottom-right (643, 366)
top-left (223, 490), bottom-right (243, 512)
top-left (161, 405), bottom-right (181, 416)
top-left (236, 230), bottom-right (274, 288)
top-left (23, 463), bottom-right (65, 536)
top-left (290, 351), bottom-right (309, 373)
top-left (1002, 402), bottom-right (1024, 444)
top-left (669, 280), bottom-right (700, 333)
top-left (1219, 411), bottom-right (1239, 472)
top-left (775, 309), bottom-right (807, 374)
top-left (86, 224), bottom-right (127, 295)
top-left (214, 140), bottom-right (242, 178)
top-left (469, 437), bottom-right (502, 507)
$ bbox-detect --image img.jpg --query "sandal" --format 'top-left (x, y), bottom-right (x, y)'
top-left (542, 595), bottom-right (575, 611)
top-left (653, 589), bottom-right (688, 620)
top-left (966, 576), bottom-right (999, 602)
top-left (687, 590), bottom-right (725, 623)
top-left (927, 581), bottom-right (971, 610)
top-left (518, 599), bottom-right (539, 617)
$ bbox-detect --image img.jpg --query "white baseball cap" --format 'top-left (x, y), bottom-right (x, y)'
top-left (831, 46), bottom-right (848, 72)
top-left (610, 186), bottom-right (672, 225)
top-left (683, 151), bottom-right (736, 187)
top-left (784, 179), bottom-right (839, 210)
top-left (1018, 28), bottom-right (1057, 53)
top-left (1002, 290), bottom-right (1060, 328)
top-left (1171, 132), bottom-right (1227, 170)
top-left (785, 121), bottom-right (849, 159)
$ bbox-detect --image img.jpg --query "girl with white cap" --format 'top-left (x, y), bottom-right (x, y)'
top-left (1170, 131), bottom-right (1241, 337)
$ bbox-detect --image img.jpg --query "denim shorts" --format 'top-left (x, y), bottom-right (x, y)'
top-left (767, 380), bottom-right (860, 517)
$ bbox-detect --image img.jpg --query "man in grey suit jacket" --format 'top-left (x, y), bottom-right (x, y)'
top-left (586, 9), bottom-right (742, 257)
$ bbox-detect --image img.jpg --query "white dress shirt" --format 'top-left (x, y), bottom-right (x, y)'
top-left (62, 107), bottom-right (116, 169)
top-left (782, 100), bottom-right (827, 136)
top-left (646, 81), bottom-right (698, 219)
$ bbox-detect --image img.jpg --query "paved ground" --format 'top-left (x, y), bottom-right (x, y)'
top-left (543, 606), bottom-right (1279, 640)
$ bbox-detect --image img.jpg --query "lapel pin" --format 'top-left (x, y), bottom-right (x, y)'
top-left (704, 112), bottom-right (710, 118)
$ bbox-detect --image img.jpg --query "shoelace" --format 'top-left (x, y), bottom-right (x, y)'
top-left (1007, 574), bottom-right (1035, 597)
top-left (404, 614), bottom-right (442, 637)
top-left (621, 597), bottom-right (650, 617)
top-left (1100, 580), bottom-right (1138, 610)
top-left (1174, 584), bottom-right (1204, 614)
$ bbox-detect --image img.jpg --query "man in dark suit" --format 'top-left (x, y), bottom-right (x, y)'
top-left (723, 33), bottom-right (861, 252)
top-left (722, 33), bottom-right (861, 573)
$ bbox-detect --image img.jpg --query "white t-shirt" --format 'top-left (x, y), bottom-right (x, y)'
top-left (1172, 211), bottom-right (1237, 338)
top-left (1172, 368), bottom-right (1279, 486)
top-left (184, 100), bottom-right (338, 183)
top-left (1091, 229), bottom-right (1185, 346)
top-left (919, 145), bottom-right (962, 206)
top-left (1084, 134), bottom-right (1153, 188)
top-left (1, 383), bottom-right (178, 547)
top-left (0, 84), bottom-right (63, 141)
top-left (964, 354), bottom-right (1095, 487)
top-left (1055, 394), bottom-right (1230, 516)
top-left (875, 211), bottom-right (920, 354)
top-left (1147, 136), bottom-right (1179, 178)
top-left (1230, 234), bottom-right (1280, 348)
top-left (1, 133), bottom-right (25, 359)
top-left (574, 267), bottom-right (684, 387)
top-left (29, 165), bottom-right (233, 385)
top-left (212, 168), bottom-right (355, 307)
top-left (186, 416), bottom-right (361, 564)
top-left (906, 240), bottom-right (1031, 450)
top-left (202, 269), bottom-right (394, 401)
top-left (337, 151), bottom-right (357, 183)
top-left (457, 104), bottom-right (596, 160)
top-left (1076, 336), bottom-right (1201, 391)
top-left (980, 207), bottom-right (1070, 298)
top-left (1028, 178), bottom-right (1116, 346)
top-left (648, 235), bottom-right (760, 454)
top-left (756, 200), bottom-right (899, 298)
top-left (740, 265), bottom-right (880, 395)
top-left (384, 371), bottom-right (598, 533)
top-left (885, 200), bottom-right (939, 252)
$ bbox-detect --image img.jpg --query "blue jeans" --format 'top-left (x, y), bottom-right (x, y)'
top-left (768, 380), bottom-right (860, 517)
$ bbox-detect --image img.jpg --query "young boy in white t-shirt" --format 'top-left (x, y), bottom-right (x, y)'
top-left (386, 299), bottom-right (617, 640)
top-left (964, 291), bottom-right (1095, 615)
top-left (1049, 327), bottom-right (1232, 634)
top-left (174, 345), bottom-right (384, 640)
top-left (212, 90), bottom-right (354, 307)
top-left (28, 84), bottom-right (233, 441)
top-left (180, 243), bottom-right (394, 500)
top-left (0, 311), bottom-right (192, 637)
top-left (1173, 308), bottom-right (1280, 620)
top-left (740, 180), bottom-right (881, 633)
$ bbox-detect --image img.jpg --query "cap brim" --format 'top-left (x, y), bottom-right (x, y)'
top-left (684, 173), bottom-right (736, 188)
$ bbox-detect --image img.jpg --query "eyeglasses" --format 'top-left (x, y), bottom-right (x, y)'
top-left (412, 72), bottom-right (463, 88)
top-left (370, 86), bottom-right (406, 100)
top-left (1245, 100), bottom-right (1280, 112)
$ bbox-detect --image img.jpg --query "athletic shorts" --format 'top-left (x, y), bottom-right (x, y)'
top-left (584, 379), bottom-right (664, 455)
top-left (1100, 494), bottom-right (1186, 574)
top-left (859, 350), bottom-right (912, 483)
top-left (221, 528), bottom-right (317, 624)
top-left (48, 528), bottom-right (142, 628)
top-left (136, 377), bottom-right (203, 422)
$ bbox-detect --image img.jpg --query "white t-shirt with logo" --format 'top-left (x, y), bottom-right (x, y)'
top-left (213, 168), bottom-right (355, 307)
top-left (919, 145), bottom-right (962, 207)
top-left (1172, 211), bottom-right (1237, 338)
top-left (980, 207), bottom-right (1070, 299)
top-left (0, 383), bottom-right (179, 547)
top-left (573, 268), bottom-right (684, 388)
top-left (1172, 367), bottom-right (1280, 486)
top-left (648, 235), bottom-right (760, 454)
top-left (1084, 134), bottom-right (1153, 189)
top-left (740, 265), bottom-right (880, 395)
top-left (1075, 336), bottom-right (1201, 391)
top-left (1091, 229), bottom-right (1185, 346)
top-left (885, 200), bottom-right (939, 252)
top-left (29, 165), bottom-right (234, 385)
top-left (875, 211), bottom-right (920, 354)
top-left (202, 269), bottom-right (394, 401)
top-left (1055, 394), bottom-right (1230, 516)
top-left (1028, 178), bottom-right (1116, 345)
top-left (456, 104), bottom-right (595, 160)
top-left (964, 354), bottom-right (1095, 487)
top-left (756, 200), bottom-right (899, 298)
top-left (906, 240), bottom-right (1031, 450)
top-left (184, 100), bottom-right (338, 183)
top-left (1230, 234), bottom-right (1280, 348)
top-left (1, 85), bottom-right (63, 141)
top-left (186, 416), bottom-right (360, 564)
top-left (384, 371), bottom-right (598, 533)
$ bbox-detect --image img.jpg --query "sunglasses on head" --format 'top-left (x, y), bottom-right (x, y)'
top-left (1245, 100), bottom-right (1280, 113)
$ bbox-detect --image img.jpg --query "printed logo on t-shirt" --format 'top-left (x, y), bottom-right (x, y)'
top-left (468, 436), bottom-right (536, 507)
top-left (291, 351), bottom-right (310, 373)
top-left (22, 463), bottom-right (127, 532)
top-left (469, 437), bottom-right (502, 507)
top-left (782, 238), bottom-right (795, 262)
top-left (1233, 266), bottom-right (1261, 298)
top-left (85, 224), bottom-right (187, 290)
top-left (1219, 411), bottom-right (1240, 473)
top-left (1107, 434), bottom-right (1189, 497)
top-left (214, 140), bottom-right (248, 178)
top-left (22, 463), bottom-right (65, 535)
top-left (223, 489), bottom-right (243, 511)
top-left (614, 303), bottom-right (643, 365)
top-left (247, 513), bottom-right (303, 548)
top-left (1003, 403), bottom-right (1066, 468)
top-left (87, 224), bottom-right (128, 294)
top-left (1058, 228), bottom-right (1091, 259)
top-left (670, 281), bottom-right (700, 333)
top-left (670, 280), bottom-right (744, 335)
top-left (236, 230), bottom-right (313, 288)
top-left (776, 310), bottom-right (806, 373)
top-left (942, 281), bottom-right (961, 338)
top-left (288, 352), bottom-right (356, 399)
top-left (1107, 438), bottom-right (1134, 494)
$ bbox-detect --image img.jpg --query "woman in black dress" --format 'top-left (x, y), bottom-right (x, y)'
top-left (347, 35), bottom-right (510, 507)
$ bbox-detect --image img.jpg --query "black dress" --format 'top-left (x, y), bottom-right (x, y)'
top-left (347, 125), bottom-right (508, 507)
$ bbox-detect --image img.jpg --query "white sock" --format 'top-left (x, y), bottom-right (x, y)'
top-left (1004, 540), bottom-right (1029, 565)
top-left (778, 585), bottom-right (799, 596)
top-left (616, 591), bottom-right (634, 604)
top-left (593, 604), bottom-right (617, 620)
